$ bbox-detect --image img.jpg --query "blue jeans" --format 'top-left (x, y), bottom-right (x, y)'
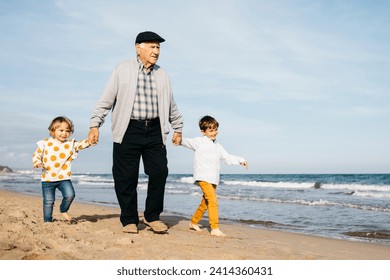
top-left (41, 180), bottom-right (75, 222)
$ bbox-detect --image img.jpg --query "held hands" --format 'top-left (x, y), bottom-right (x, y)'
top-left (241, 161), bottom-right (249, 170)
top-left (34, 163), bottom-right (44, 169)
top-left (34, 163), bottom-right (47, 172)
top-left (172, 132), bottom-right (182, 146)
top-left (88, 127), bottom-right (99, 146)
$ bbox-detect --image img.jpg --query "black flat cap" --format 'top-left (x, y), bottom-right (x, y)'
top-left (135, 31), bottom-right (165, 44)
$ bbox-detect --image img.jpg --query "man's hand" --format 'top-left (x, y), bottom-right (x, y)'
top-left (172, 132), bottom-right (182, 146)
top-left (88, 127), bottom-right (99, 146)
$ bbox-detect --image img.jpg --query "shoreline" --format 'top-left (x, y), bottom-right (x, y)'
top-left (0, 189), bottom-right (389, 260)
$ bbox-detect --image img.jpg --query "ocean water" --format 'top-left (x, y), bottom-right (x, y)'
top-left (1, 171), bottom-right (389, 245)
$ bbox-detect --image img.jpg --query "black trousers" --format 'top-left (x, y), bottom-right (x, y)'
top-left (112, 118), bottom-right (168, 226)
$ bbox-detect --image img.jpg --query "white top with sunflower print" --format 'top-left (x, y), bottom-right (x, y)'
top-left (32, 138), bottom-right (90, 182)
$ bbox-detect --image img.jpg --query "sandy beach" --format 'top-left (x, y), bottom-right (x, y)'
top-left (0, 189), bottom-right (389, 260)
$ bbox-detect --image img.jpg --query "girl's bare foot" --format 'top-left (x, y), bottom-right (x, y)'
top-left (61, 212), bottom-right (73, 222)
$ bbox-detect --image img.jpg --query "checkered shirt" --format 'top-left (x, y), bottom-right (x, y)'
top-left (131, 62), bottom-right (159, 120)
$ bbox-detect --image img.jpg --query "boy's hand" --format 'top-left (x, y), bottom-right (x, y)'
top-left (241, 161), bottom-right (248, 170)
top-left (172, 132), bottom-right (182, 146)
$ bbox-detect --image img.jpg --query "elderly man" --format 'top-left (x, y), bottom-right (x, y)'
top-left (88, 31), bottom-right (183, 234)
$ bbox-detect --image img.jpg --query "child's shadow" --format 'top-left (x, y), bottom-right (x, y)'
top-left (74, 213), bottom-right (120, 223)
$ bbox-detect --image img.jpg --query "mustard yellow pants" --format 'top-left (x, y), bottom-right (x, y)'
top-left (191, 181), bottom-right (219, 229)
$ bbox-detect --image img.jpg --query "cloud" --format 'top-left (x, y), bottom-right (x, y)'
top-left (0, 146), bottom-right (8, 153)
top-left (0, 145), bottom-right (31, 168)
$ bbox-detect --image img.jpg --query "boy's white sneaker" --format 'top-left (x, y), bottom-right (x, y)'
top-left (211, 228), bottom-right (226, 237)
top-left (189, 223), bottom-right (202, 232)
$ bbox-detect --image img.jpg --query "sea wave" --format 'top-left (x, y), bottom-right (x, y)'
top-left (352, 191), bottom-right (390, 199)
top-left (176, 176), bottom-right (194, 184)
top-left (216, 195), bottom-right (390, 213)
top-left (222, 180), bottom-right (314, 189)
top-left (75, 180), bottom-right (114, 186)
top-left (221, 180), bottom-right (390, 193)
top-left (322, 183), bottom-right (390, 192)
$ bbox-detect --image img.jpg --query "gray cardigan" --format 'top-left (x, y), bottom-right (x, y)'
top-left (90, 60), bottom-right (183, 144)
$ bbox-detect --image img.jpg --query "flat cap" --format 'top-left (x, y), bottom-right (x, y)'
top-left (135, 31), bottom-right (165, 44)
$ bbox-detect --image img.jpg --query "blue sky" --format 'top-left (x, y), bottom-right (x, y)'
top-left (1, 0), bottom-right (389, 174)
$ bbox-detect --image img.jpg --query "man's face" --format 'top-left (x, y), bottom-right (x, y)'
top-left (136, 41), bottom-right (161, 69)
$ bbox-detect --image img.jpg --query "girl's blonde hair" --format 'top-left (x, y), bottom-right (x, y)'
top-left (48, 116), bottom-right (74, 136)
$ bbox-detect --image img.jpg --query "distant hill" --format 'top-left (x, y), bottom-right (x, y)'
top-left (0, 165), bottom-right (14, 173)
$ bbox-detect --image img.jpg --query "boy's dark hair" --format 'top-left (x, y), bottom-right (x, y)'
top-left (48, 116), bottom-right (74, 136)
top-left (199, 115), bottom-right (219, 131)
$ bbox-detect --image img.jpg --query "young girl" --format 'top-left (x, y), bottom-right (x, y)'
top-left (179, 115), bottom-right (248, 237)
top-left (32, 116), bottom-right (90, 222)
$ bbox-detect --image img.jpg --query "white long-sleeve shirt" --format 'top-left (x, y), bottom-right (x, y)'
top-left (181, 136), bottom-right (245, 185)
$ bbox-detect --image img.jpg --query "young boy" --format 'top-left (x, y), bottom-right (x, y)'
top-left (179, 115), bottom-right (248, 237)
top-left (32, 116), bottom-right (90, 222)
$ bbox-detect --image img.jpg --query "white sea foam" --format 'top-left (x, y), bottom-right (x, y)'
top-left (178, 176), bottom-right (194, 184)
top-left (166, 189), bottom-right (189, 194)
top-left (76, 180), bottom-right (114, 186)
top-left (223, 180), bottom-right (319, 189)
top-left (352, 191), bottom-right (390, 199)
top-left (15, 170), bottom-right (35, 175)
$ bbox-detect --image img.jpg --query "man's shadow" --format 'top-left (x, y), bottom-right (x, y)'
top-left (74, 213), bottom-right (120, 223)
